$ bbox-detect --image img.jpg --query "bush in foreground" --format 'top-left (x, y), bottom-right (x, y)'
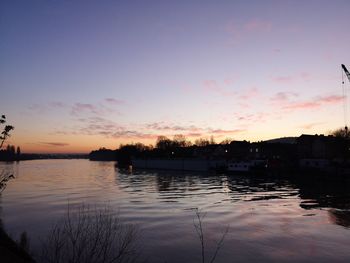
top-left (40, 205), bottom-right (139, 263)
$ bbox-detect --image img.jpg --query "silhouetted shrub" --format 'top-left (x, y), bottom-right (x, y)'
top-left (40, 205), bottom-right (139, 263)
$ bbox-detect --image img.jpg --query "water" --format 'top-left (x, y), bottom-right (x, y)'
top-left (1, 159), bottom-right (350, 262)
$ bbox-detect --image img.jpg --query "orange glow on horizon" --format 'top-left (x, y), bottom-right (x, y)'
top-left (6, 128), bottom-right (330, 154)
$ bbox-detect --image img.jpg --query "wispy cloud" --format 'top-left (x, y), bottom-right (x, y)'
top-left (224, 78), bottom-right (235, 86)
top-left (145, 122), bottom-right (202, 133)
top-left (209, 129), bottom-right (245, 135)
top-left (70, 99), bottom-right (123, 117)
top-left (186, 132), bottom-right (203, 137)
top-left (27, 101), bottom-right (66, 113)
top-left (145, 122), bottom-right (244, 137)
top-left (271, 72), bottom-right (312, 84)
top-left (239, 87), bottom-right (259, 101)
top-left (243, 19), bottom-right (272, 32)
top-left (282, 95), bottom-right (344, 111)
top-left (49, 101), bottom-right (66, 108)
top-left (234, 112), bottom-right (270, 124)
top-left (318, 95), bottom-right (344, 104)
top-left (58, 117), bottom-right (246, 142)
top-left (28, 98), bottom-right (124, 118)
top-left (104, 98), bottom-right (125, 105)
top-left (226, 18), bottom-right (272, 44)
top-left (71, 103), bottom-right (102, 116)
top-left (270, 92), bottom-right (299, 103)
top-left (76, 116), bottom-right (123, 135)
top-left (203, 80), bottom-right (235, 97)
top-left (284, 101), bottom-right (319, 110)
top-left (109, 131), bottom-right (158, 140)
top-left (272, 76), bottom-right (293, 84)
top-left (28, 104), bottom-right (46, 112)
top-left (269, 92), bottom-right (343, 112)
top-left (299, 122), bottom-right (324, 130)
top-left (39, 142), bottom-right (69, 147)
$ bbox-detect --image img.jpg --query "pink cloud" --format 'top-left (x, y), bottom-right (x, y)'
top-left (225, 21), bottom-right (239, 36)
top-left (299, 122), bottom-right (324, 130)
top-left (145, 122), bottom-right (203, 133)
top-left (71, 103), bottom-right (102, 116)
top-left (27, 101), bottom-right (66, 114)
top-left (209, 129), bottom-right (245, 135)
top-left (288, 25), bottom-right (302, 33)
top-left (300, 72), bottom-right (312, 81)
top-left (235, 112), bottom-right (270, 124)
top-left (244, 19), bottom-right (272, 32)
top-left (271, 72), bottom-right (312, 84)
top-left (270, 92), bottom-right (299, 102)
top-left (39, 142), bottom-right (69, 147)
top-left (203, 80), bottom-right (235, 96)
top-left (181, 84), bottom-right (194, 94)
top-left (239, 87), bottom-right (259, 100)
top-left (185, 132), bottom-right (203, 137)
top-left (49, 101), bottom-right (65, 108)
top-left (76, 117), bottom-right (122, 135)
top-left (203, 79), bottom-right (218, 91)
top-left (282, 95), bottom-right (344, 111)
top-left (104, 98), bottom-right (125, 105)
top-left (143, 122), bottom-right (246, 140)
top-left (225, 18), bottom-right (272, 44)
top-left (272, 76), bottom-right (294, 84)
top-left (28, 104), bottom-right (46, 112)
top-left (318, 95), bottom-right (344, 104)
top-left (284, 101), bottom-right (319, 110)
top-left (224, 78), bottom-right (235, 86)
top-left (110, 130), bottom-right (158, 140)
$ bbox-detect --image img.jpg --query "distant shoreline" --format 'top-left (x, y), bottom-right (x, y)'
top-left (0, 153), bottom-right (89, 162)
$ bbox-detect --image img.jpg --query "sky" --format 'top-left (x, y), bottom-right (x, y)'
top-left (1, 0), bottom-right (350, 153)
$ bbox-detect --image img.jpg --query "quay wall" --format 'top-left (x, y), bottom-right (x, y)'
top-left (132, 159), bottom-right (225, 171)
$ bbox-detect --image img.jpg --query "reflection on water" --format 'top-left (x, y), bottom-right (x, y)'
top-left (1, 160), bottom-right (350, 262)
top-left (329, 209), bottom-right (350, 228)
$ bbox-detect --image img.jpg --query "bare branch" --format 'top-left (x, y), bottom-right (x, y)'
top-left (209, 226), bottom-right (229, 263)
top-left (40, 204), bottom-right (139, 263)
top-left (193, 208), bottom-right (229, 263)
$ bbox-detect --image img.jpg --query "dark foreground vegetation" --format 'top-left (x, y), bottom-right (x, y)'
top-left (1, 203), bottom-right (229, 263)
top-left (40, 205), bottom-right (140, 263)
top-left (0, 224), bottom-right (34, 263)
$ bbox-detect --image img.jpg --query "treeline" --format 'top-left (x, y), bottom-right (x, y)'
top-left (0, 145), bottom-right (21, 161)
top-left (89, 135), bottom-right (234, 166)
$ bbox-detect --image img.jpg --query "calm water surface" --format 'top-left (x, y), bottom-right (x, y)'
top-left (1, 159), bottom-right (350, 262)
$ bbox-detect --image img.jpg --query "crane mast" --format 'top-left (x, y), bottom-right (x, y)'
top-left (342, 64), bottom-right (350, 83)
top-left (342, 64), bottom-right (350, 135)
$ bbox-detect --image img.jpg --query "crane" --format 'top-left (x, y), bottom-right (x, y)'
top-left (342, 64), bottom-right (350, 83)
top-left (342, 64), bottom-right (350, 135)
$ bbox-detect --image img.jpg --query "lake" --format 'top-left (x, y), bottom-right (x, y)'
top-left (1, 159), bottom-right (350, 262)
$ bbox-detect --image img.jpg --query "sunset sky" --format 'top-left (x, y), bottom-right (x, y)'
top-left (1, 0), bottom-right (350, 153)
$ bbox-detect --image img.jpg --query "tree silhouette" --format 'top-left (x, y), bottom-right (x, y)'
top-left (16, 146), bottom-right (21, 158)
top-left (330, 127), bottom-right (350, 139)
top-left (0, 115), bottom-right (15, 192)
top-left (0, 115), bottom-right (14, 149)
top-left (156, 136), bottom-right (173, 150)
top-left (173, 134), bottom-right (190, 147)
top-left (194, 138), bottom-right (210, 147)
